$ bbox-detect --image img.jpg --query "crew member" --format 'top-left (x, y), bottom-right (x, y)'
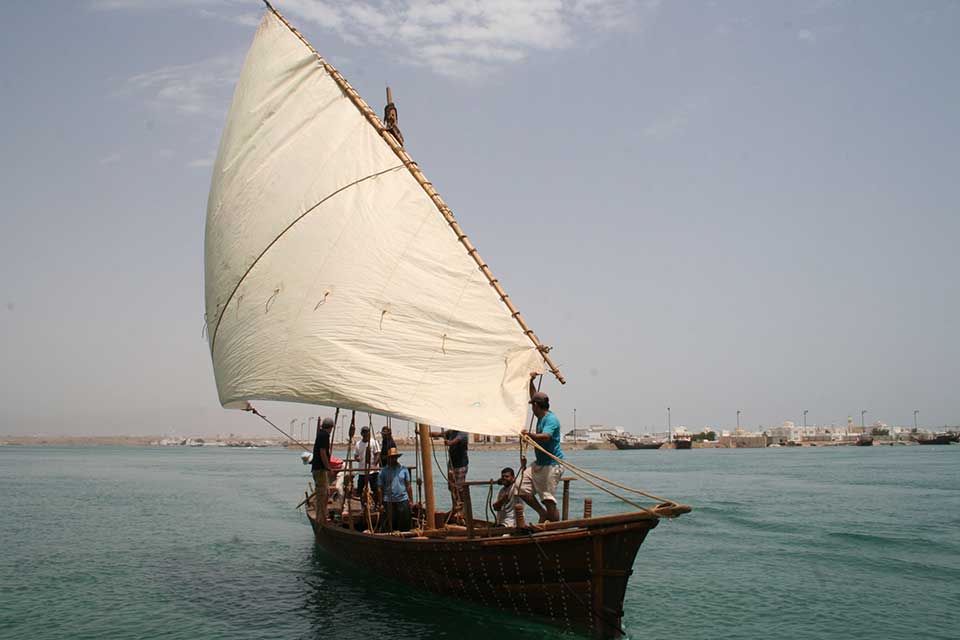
top-left (354, 426), bottom-right (381, 506)
top-left (432, 428), bottom-right (469, 520)
top-left (379, 425), bottom-right (396, 467)
top-left (311, 417), bottom-right (335, 521)
top-left (493, 467), bottom-right (520, 527)
top-left (377, 447), bottom-right (413, 532)
top-left (520, 372), bottom-right (564, 522)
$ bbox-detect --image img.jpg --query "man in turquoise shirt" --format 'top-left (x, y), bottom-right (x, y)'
top-left (520, 371), bottom-right (564, 522)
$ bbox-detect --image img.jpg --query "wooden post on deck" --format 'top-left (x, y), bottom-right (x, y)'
top-left (514, 503), bottom-right (525, 528)
top-left (417, 423), bottom-right (436, 530)
top-left (346, 474), bottom-right (354, 529)
top-left (583, 498), bottom-right (593, 519)
top-left (462, 486), bottom-right (475, 539)
top-left (561, 478), bottom-right (572, 521)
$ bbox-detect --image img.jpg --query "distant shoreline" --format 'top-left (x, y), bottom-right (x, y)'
top-left (0, 435), bottom-right (611, 451)
top-left (1, 435), bottom-right (940, 449)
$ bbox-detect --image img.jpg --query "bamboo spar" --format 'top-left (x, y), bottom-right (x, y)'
top-left (261, 1), bottom-right (565, 385)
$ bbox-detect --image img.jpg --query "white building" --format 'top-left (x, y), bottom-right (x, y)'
top-left (767, 421), bottom-right (801, 443)
top-left (564, 425), bottom-right (623, 443)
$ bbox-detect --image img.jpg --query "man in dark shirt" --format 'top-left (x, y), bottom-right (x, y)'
top-left (379, 425), bottom-right (397, 467)
top-left (432, 428), bottom-right (469, 520)
top-left (311, 417), bottom-right (335, 521)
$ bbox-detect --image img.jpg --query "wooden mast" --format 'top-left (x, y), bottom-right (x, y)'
top-left (417, 423), bottom-right (435, 529)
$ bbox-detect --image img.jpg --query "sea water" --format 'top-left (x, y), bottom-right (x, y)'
top-left (1, 445), bottom-right (957, 639)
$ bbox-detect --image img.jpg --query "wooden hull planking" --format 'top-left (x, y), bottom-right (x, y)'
top-left (306, 505), bottom-right (663, 638)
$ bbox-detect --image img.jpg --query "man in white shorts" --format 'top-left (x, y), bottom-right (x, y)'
top-left (520, 372), bottom-right (564, 522)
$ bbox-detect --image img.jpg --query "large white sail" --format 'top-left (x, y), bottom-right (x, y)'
top-left (204, 10), bottom-right (552, 436)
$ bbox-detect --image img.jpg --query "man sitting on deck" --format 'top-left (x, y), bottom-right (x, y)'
top-left (377, 447), bottom-right (413, 532)
top-left (519, 372), bottom-right (564, 523)
top-left (311, 417), bottom-right (335, 522)
top-left (493, 467), bottom-right (520, 527)
top-left (354, 426), bottom-right (381, 507)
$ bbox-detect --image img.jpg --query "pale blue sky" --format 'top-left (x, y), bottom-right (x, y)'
top-left (2, 0), bottom-right (958, 436)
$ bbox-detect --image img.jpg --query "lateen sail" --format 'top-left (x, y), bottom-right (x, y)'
top-left (204, 10), bottom-right (554, 436)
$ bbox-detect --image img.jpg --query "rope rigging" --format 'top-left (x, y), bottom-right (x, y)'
top-left (519, 433), bottom-right (679, 517)
top-left (244, 404), bottom-right (310, 452)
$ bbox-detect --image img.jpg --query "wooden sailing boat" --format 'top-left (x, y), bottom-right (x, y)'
top-left (204, 4), bottom-right (690, 637)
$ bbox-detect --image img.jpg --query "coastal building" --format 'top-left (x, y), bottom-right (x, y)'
top-left (564, 425), bottom-right (623, 443)
top-left (767, 421), bottom-right (801, 444)
top-left (719, 431), bottom-right (767, 448)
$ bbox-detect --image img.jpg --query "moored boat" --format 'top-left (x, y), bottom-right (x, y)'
top-left (855, 436), bottom-right (874, 447)
top-left (914, 433), bottom-right (955, 445)
top-left (606, 434), bottom-right (664, 450)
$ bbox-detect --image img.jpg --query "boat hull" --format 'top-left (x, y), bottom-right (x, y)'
top-left (306, 507), bottom-right (661, 637)
top-left (609, 439), bottom-right (664, 450)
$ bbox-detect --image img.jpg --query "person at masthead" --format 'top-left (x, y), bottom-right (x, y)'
top-left (311, 417), bottom-right (335, 522)
top-left (519, 371), bottom-right (564, 523)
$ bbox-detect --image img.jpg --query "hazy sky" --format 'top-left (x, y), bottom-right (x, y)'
top-left (2, 0), bottom-right (958, 436)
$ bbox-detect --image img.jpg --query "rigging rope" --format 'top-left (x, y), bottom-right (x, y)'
top-left (430, 432), bottom-right (458, 525)
top-left (245, 405), bottom-right (310, 452)
top-left (519, 374), bottom-right (543, 473)
top-left (519, 433), bottom-right (665, 516)
top-left (531, 435), bottom-right (671, 504)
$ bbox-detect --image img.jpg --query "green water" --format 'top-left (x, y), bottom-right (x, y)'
top-left (1, 445), bottom-right (957, 639)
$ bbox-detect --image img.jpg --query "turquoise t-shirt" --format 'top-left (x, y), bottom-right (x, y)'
top-left (378, 464), bottom-right (410, 503)
top-left (534, 411), bottom-right (564, 466)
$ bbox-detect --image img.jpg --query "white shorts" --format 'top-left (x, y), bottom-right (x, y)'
top-left (519, 463), bottom-right (563, 504)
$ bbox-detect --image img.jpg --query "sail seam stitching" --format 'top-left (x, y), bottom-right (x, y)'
top-left (209, 164), bottom-right (404, 351)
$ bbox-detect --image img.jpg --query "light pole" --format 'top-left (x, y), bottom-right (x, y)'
top-left (290, 418), bottom-right (297, 442)
top-left (913, 410), bottom-right (919, 431)
top-left (803, 410), bottom-right (808, 429)
top-left (860, 410), bottom-right (867, 431)
top-left (736, 410), bottom-right (741, 431)
top-left (667, 407), bottom-right (672, 442)
top-left (574, 408), bottom-right (577, 431)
